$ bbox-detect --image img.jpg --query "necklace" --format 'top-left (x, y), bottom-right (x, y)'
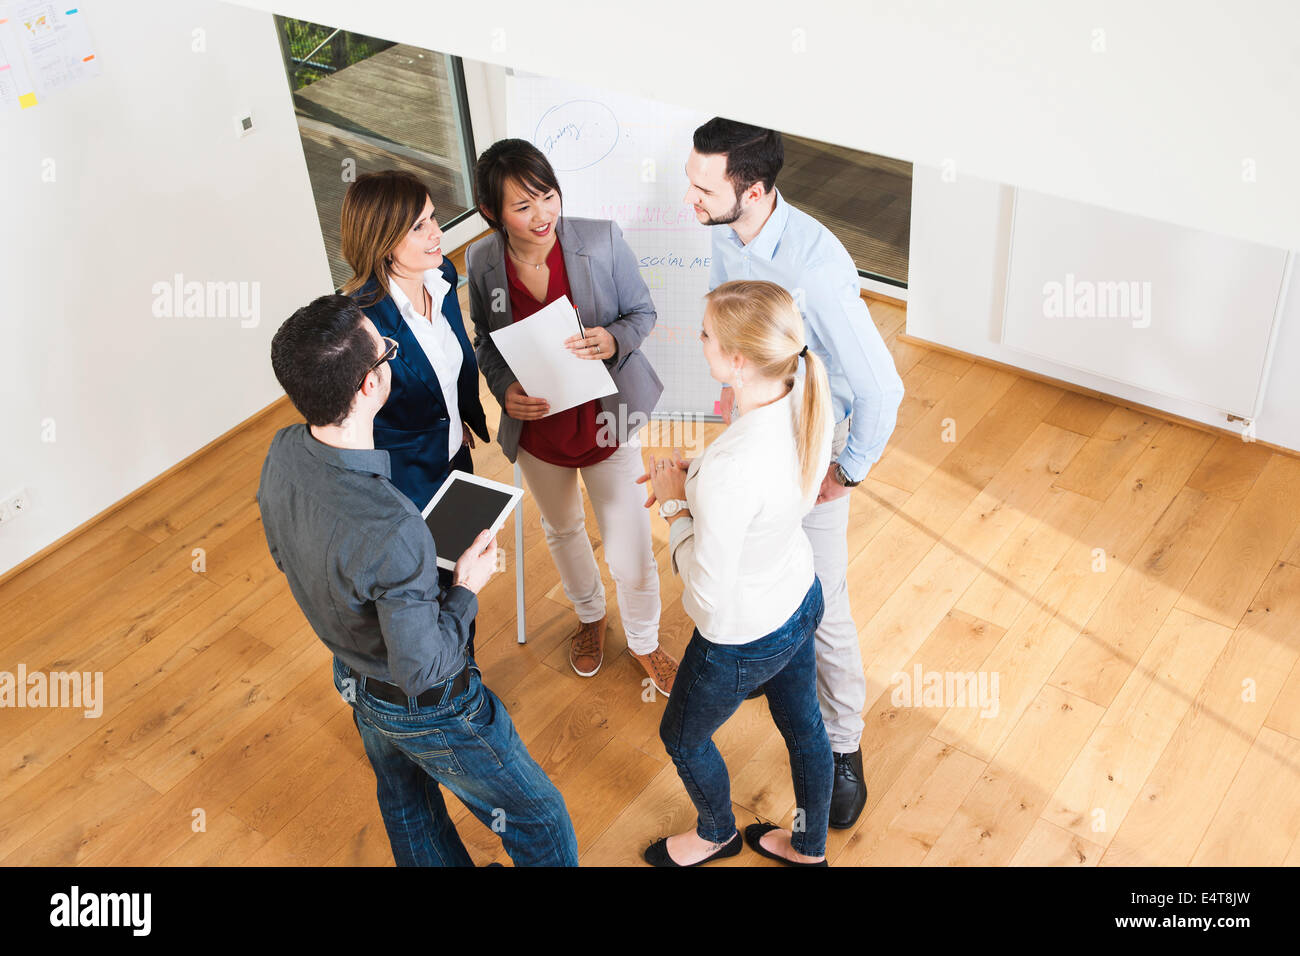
top-left (391, 269), bottom-right (431, 319)
top-left (403, 282), bottom-right (430, 319)
top-left (507, 248), bottom-right (548, 271)
top-left (507, 236), bottom-right (553, 272)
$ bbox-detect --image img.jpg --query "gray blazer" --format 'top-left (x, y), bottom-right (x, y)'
top-left (466, 216), bottom-right (664, 463)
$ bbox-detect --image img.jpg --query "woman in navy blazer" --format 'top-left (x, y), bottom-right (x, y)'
top-left (339, 171), bottom-right (489, 513)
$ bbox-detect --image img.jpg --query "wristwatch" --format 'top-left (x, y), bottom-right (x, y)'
top-left (659, 498), bottom-right (690, 519)
top-left (833, 463), bottom-right (861, 488)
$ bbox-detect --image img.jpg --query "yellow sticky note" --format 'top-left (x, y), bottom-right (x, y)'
top-left (19, 92), bottom-right (37, 108)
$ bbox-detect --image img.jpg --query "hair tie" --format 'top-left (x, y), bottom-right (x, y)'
top-left (799, 345), bottom-right (808, 358)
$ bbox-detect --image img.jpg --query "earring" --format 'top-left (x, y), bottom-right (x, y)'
top-left (734, 367), bottom-right (745, 390)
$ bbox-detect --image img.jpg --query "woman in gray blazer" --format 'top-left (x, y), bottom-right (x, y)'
top-left (466, 138), bottom-right (677, 696)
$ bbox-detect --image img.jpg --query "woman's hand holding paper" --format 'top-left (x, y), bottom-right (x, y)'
top-left (564, 325), bottom-right (616, 361)
top-left (504, 381), bottom-right (550, 420)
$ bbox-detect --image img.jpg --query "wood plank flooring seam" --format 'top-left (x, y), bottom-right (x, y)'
top-left (1176, 734), bottom-right (1271, 868)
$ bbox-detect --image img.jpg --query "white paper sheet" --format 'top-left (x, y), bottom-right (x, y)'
top-left (489, 295), bottom-right (618, 416)
top-left (9, 1), bottom-right (99, 98)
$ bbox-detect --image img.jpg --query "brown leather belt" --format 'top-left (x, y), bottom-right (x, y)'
top-left (364, 666), bottom-right (469, 707)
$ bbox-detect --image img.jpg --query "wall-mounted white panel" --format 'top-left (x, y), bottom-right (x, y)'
top-left (1002, 189), bottom-right (1289, 419)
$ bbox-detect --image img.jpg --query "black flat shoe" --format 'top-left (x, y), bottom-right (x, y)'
top-left (744, 822), bottom-right (827, 867)
top-left (828, 748), bottom-right (868, 829)
top-left (643, 831), bottom-right (742, 867)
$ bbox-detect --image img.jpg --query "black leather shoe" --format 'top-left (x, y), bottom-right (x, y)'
top-left (828, 748), bottom-right (867, 829)
top-left (643, 831), bottom-right (743, 867)
top-left (743, 822), bottom-right (827, 867)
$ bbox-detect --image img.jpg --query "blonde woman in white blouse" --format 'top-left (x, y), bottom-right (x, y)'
top-left (642, 280), bottom-right (835, 867)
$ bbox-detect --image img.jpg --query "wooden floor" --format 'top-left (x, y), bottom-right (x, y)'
top-left (3, 290), bottom-right (1300, 867)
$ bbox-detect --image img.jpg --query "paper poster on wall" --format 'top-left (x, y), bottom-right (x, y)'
top-left (0, 0), bottom-right (98, 109)
top-left (0, 11), bottom-right (39, 109)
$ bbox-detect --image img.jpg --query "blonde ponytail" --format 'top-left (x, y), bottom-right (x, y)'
top-left (795, 348), bottom-right (831, 497)
top-left (704, 280), bottom-right (831, 497)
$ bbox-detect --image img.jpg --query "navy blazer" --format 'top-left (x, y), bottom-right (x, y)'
top-left (353, 258), bottom-right (490, 510)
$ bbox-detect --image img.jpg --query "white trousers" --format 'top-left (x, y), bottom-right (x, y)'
top-left (803, 417), bottom-right (866, 753)
top-left (516, 441), bottom-right (662, 655)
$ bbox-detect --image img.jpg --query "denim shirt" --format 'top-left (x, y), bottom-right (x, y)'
top-left (256, 424), bottom-right (476, 696)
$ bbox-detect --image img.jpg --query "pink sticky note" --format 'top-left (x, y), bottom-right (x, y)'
top-left (712, 401), bottom-right (722, 415)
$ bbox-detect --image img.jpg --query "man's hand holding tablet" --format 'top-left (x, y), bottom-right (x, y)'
top-left (422, 471), bottom-right (524, 579)
top-left (453, 528), bottom-right (498, 594)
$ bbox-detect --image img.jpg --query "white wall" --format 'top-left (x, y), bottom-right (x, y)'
top-left (907, 167), bottom-right (1300, 452)
top-left (0, 0), bottom-right (332, 576)
top-left (7, 1), bottom-right (1297, 575)
top-left (219, 0), bottom-right (1300, 448)
top-left (226, 0), bottom-right (1300, 253)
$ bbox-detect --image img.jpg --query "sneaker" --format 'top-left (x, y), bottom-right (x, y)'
top-left (630, 647), bottom-right (678, 696)
top-left (569, 616), bottom-right (606, 677)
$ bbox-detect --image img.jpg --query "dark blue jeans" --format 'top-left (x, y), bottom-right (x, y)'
top-left (659, 578), bottom-right (833, 857)
top-left (334, 657), bottom-right (578, 867)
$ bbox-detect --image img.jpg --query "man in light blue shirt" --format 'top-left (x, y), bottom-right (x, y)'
top-left (685, 118), bottom-right (905, 829)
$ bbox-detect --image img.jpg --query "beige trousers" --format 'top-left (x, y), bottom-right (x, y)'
top-left (516, 441), bottom-right (662, 654)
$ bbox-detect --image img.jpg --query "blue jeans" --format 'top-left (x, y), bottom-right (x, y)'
top-left (658, 578), bottom-right (833, 856)
top-left (334, 657), bottom-right (579, 867)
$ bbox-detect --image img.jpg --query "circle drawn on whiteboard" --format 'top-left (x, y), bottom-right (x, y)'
top-left (534, 100), bottom-right (620, 171)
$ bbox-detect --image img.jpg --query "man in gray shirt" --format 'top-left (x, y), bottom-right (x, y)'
top-left (257, 294), bottom-right (577, 866)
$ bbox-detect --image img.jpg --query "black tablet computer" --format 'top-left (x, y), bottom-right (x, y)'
top-left (421, 471), bottom-right (524, 571)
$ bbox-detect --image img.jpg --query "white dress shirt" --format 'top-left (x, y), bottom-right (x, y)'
top-left (668, 380), bottom-right (833, 644)
top-left (388, 269), bottom-right (464, 459)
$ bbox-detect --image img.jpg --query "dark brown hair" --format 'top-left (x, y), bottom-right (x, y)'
top-left (692, 118), bottom-right (784, 199)
top-left (271, 295), bottom-right (375, 427)
top-left (340, 171), bottom-right (433, 308)
top-left (473, 138), bottom-right (562, 242)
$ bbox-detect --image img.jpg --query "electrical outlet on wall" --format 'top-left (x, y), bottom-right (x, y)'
top-left (0, 488), bottom-right (31, 526)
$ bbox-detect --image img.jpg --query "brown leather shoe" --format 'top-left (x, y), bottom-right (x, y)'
top-left (630, 647), bottom-right (678, 697)
top-left (569, 616), bottom-right (606, 677)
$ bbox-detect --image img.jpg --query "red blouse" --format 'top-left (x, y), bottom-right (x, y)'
top-left (505, 237), bottom-right (617, 468)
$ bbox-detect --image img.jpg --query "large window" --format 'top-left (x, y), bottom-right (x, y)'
top-left (780, 134), bottom-right (911, 287)
top-left (274, 18), bottom-right (478, 290)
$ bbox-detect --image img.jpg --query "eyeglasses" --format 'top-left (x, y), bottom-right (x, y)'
top-left (358, 336), bottom-right (399, 390)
